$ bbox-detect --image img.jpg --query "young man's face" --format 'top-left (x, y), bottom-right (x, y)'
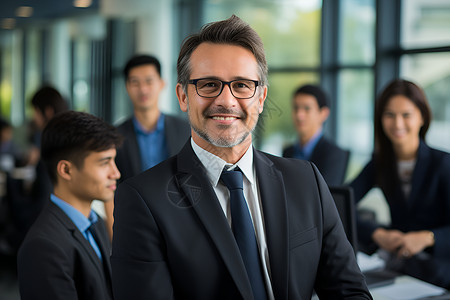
top-left (69, 148), bottom-right (120, 204)
top-left (177, 43), bottom-right (267, 150)
top-left (292, 93), bottom-right (329, 142)
top-left (126, 64), bottom-right (165, 112)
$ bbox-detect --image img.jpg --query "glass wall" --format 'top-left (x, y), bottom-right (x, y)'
top-left (400, 0), bottom-right (450, 152)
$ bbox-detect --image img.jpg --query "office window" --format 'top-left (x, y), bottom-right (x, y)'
top-left (400, 0), bottom-right (450, 153)
top-left (338, 69), bottom-right (374, 179)
top-left (24, 29), bottom-right (43, 119)
top-left (72, 38), bottom-right (91, 112)
top-left (401, 0), bottom-right (450, 48)
top-left (339, 0), bottom-right (375, 65)
top-left (0, 33), bottom-right (14, 120)
top-left (401, 53), bottom-right (450, 152)
top-left (337, 0), bottom-right (375, 178)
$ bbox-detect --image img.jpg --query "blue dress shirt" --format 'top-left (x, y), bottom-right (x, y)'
top-left (293, 130), bottom-right (323, 160)
top-left (133, 114), bottom-right (168, 171)
top-left (50, 194), bottom-right (102, 260)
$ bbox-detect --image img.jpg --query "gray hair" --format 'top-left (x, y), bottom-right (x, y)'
top-left (177, 15), bottom-right (268, 90)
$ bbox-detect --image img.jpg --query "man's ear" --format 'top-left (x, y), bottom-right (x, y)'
top-left (176, 83), bottom-right (188, 112)
top-left (44, 106), bottom-right (55, 121)
top-left (320, 106), bottom-right (330, 122)
top-left (56, 160), bottom-right (73, 181)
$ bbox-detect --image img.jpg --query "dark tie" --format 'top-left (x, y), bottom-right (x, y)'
top-left (86, 222), bottom-right (103, 261)
top-left (221, 168), bottom-right (267, 300)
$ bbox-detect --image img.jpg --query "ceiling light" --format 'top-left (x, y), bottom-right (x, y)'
top-left (16, 6), bottom-right (34, 18)
top-left (73, 0), bottom-right (92, 8)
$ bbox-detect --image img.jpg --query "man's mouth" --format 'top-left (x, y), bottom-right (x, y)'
top-left (212, 116), bottom-right (238, 121)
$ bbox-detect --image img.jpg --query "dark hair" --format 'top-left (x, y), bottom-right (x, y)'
top-left (374, 79), bottom-right (431, 194)
top-left (177, 15), bottom-right (268, 89)
top-left (41, 111), bottom-right (123, 184)
top-left (123, 54), bottom-right (162, 79)
top-left (293, 84), bottom-right (328, 108)
top-left (31, 86), bottom-right (68, 123)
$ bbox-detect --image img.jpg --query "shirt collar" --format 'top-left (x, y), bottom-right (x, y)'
top-left (50, 193), bottom-right (97, 233)
top-left (133, 113), bottom-right (165, 134)
top-left (190, 138), bottom-right (255, 187)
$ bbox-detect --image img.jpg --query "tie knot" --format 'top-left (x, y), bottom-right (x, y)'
top-left (221, 168), bottom-right (243, 191)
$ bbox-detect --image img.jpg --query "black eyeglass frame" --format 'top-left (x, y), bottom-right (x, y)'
top-left (188, 78), bottom-right (260, 99)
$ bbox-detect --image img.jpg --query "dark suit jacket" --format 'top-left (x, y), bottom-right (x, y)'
top-left (115, 114), bottom-right (190, 182)
top-left (111, 141), bottom-right (371, 300)
top-left (17, 201), bottom-right (113, 300)
top-left (283, 136), bottom-right (350, 186)
top-left (350, 141), bottom-right (450, 288)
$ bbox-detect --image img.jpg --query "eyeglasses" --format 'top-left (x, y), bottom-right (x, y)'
top-left (188, 78), bottom-right (259, 99)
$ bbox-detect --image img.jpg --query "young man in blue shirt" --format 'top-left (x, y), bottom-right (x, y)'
top-left (17, 111), bottom-right (122, 300)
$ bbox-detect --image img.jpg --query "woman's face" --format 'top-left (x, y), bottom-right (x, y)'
top-left (381, 95), bottom-right (424, 149)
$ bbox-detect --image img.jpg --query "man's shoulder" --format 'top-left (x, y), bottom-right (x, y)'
top-left (316, 136), bottom-right (349, 155)
top-left (120, 154), bottom-right (179, 185)
top-left (116, 117), bottom-right (134, 132)
top-left (20, 203), bottom-right (71, 251)
top-left (256, 149), bottom-right (313, 172)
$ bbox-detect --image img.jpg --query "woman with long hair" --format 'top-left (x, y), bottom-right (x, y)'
top-left (350, 78), bottom-right (450, 289)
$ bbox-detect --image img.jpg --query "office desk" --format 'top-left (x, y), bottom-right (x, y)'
top-left (311, 274), bottom-right (449, 300)
top-left (369, 275), bottom-right (449, 300)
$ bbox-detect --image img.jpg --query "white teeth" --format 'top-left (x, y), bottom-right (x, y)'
top-left (212, 116), bottom-right (236, 120)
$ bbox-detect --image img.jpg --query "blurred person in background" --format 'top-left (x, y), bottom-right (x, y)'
top-left (283, 84), bottom-right (349, 186)
top-left (6, 85), bottom-right (68, 250)
top-left (104, 54), bottom-right (190, 239)
top-left (350, 78), bottom-right (450, 289)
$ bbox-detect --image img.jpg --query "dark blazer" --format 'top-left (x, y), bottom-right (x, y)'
top-left (350, 141), bottom-right (450, 288)
top-left (283, 136), bottom-right (350, 186)
top-left (115, 114), bottom-right (190, 182)
top-left (17, 201), bottom-right (113, 300)
top-left (111, 141), bottom-right (371, 300)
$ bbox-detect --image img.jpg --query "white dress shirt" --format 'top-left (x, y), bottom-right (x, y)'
top-left (191, 138), bottom-right (274, 299)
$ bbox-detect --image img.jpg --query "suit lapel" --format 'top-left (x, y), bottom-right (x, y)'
top-left (176, 142), bottom-right (254, 299)
top-left (254, 150), bottom-right (289, 299)
top-left (408, 141), bottom-right (429, 206)
top-left (124, 119), bottom-right (142, 175)
top-left (49, 202), bottom-right (108, 280)
top-left (164, 115), bottom-right (179, 157)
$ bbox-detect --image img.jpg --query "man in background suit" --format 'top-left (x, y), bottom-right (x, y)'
top-left (283, 84), bottom-right (350, 186)
top-left (115, 54), bottom-right (190, 181)
top-left (112, 15), bottom-right (371, 299)
top-left (105, 55), bottom-right (191, 238)
top-left (17, 111), bottom-right (122, 300)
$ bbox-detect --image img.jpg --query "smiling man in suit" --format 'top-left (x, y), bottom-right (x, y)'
top-left (111, 15), bottom-right (372, 300)
top-left (17, 111), bottom-right (122, 300)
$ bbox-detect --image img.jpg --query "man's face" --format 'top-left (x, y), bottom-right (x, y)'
top-left (176, 43), bottom-right (267, 150)
top-left (292, 93), bottom-right (329, 142)
top-left (126, 64), bottom-right (165, 112)
top-left (69, 148), bottom-right (120, 203)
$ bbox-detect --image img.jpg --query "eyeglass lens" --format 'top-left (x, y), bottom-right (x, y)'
top-left (196, 79), bottom-right (256, 98)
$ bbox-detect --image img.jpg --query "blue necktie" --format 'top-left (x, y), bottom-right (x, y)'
top-left (221, 168), bottom-right (267, 300)
top-left (86, 222), bottom-right (102, 261)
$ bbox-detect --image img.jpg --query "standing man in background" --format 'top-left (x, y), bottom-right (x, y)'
top-left (115, 54), bottom-right (190, 180)
top-left (283, 84), bottom-right (350, 186)
top-left (104, 55), bottom-right (190, 238)
top-left (111, 15), bottom-right (371, 299)
top-left (18, 111), bottom-right (122, 300)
